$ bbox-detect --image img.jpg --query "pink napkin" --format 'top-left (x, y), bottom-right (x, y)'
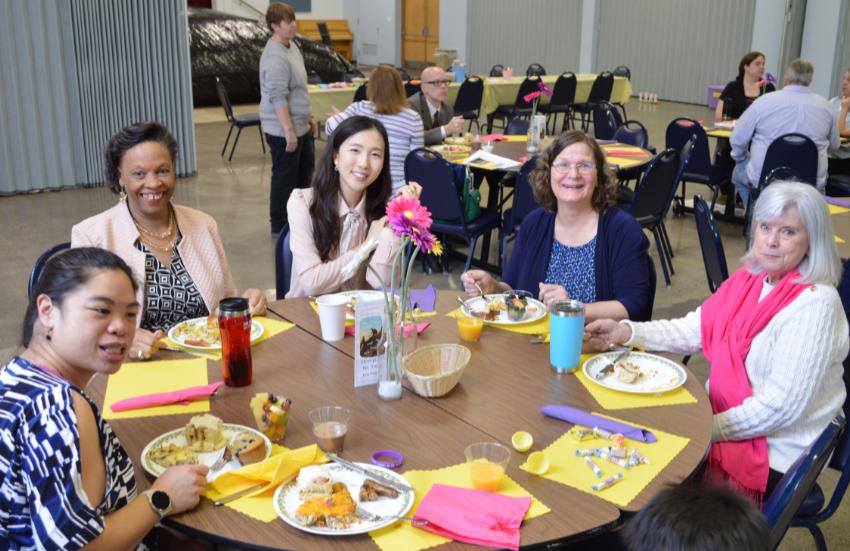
top-left (605, 149), bottom-right (646, 156)
top-left (481, 134), bottom-right (506, 142)
top-left (110, 382), bottom-right (223, 412)
top-left (413, 484), bottom-right (531, 550)
top-left (344, 322), bottom-right (430, 338)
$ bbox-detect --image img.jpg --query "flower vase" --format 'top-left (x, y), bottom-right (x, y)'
top-left (378, 308), bottom-right (416, 401)
top-left (527, 114), bottom-right (546, 152)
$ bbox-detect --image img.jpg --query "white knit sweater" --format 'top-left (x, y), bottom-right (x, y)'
top-left (623, 281), bottom-right (848, 472)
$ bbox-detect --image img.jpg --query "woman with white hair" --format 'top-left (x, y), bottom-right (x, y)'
top-left (586, 181), bottom-right (848, 501)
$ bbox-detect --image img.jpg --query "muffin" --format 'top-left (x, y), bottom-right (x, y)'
top-left (184, 414), bottom-right (227, 452)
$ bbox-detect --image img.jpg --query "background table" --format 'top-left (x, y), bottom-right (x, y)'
top-left (480, 75), bottom-right (632, 116)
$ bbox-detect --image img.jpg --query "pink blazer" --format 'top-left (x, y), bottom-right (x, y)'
top-left (71, 202), bottom-right (237, 325)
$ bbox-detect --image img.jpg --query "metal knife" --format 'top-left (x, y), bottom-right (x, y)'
top-left (213, 482), bottom-right (268, 507)
top-left (325, 453), bottom-right (414, 494)
top-left (596, 348), bottom-right (631, 380)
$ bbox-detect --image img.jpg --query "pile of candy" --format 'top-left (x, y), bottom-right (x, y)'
top-left (568, 425), bottom-right (650, 492)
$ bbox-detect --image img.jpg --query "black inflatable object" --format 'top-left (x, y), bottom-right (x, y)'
top-left (189, 8), bottom-right (353, 107)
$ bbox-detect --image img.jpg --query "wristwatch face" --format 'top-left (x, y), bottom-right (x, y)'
top-left (151, 490), bottom-right (171, 511)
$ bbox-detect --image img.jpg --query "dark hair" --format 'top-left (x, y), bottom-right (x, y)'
top-left (104, 121), bottom-right (178, 193)
top-left (529, 130), bottom-right (616, 213)
top-left (738, 51), bottom-right (765, 79)
top-left (622, 484), bottom-right (769, 551)
top-left (22, 247), bottom-right (138, 347)
top-left (367, 66), bottom-right (408, 115)
top-left (265, 2), bottom-right (295, 32)
top-left (309, 116), bottom-right (392, 262)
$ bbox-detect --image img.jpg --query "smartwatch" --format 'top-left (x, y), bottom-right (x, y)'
top-left (142, 489), bottom-right (172, 519)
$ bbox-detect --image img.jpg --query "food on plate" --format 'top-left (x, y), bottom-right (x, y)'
top-left (359, 478), bottom-right (399, 502)
top-left (250, 392), bottom-right (292, 441)
top-left (172, 318), bottom-right (221, 347)
top-left (616, 361), bottom-right (643, 384)
top-left (296, 482), bottom-right (358, 528)
top-left (297, 465), bottom-right (335, 500)
top-left (184, 413), bottom-right (227, 452)
top-left (478, 296), bottom-right (506, 321)
top-left (149, 443), bottom-right (199, 468)
top-left (505, 292), bottom-right (528, 321)
top-left (228, 431), bottom-right (267, 465)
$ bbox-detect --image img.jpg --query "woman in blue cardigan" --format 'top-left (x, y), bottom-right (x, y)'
top-left (462, 130), bottom-right (656, 322)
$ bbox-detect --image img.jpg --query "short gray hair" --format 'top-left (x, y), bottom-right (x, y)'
top-left (785, 59), bottom-right (814, 86)
top-left (742, 181), bottom-right (841, 285)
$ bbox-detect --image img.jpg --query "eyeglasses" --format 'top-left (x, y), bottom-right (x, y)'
top-left (423, 80), bottom-right (451, 87)
top-left (551, 161), bottom-right (596, 174)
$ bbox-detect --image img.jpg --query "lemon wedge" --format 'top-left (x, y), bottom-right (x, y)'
top-left (511, 431), bottom-right (533, 452)
top-left (525, 451), bottom-right (550, 475)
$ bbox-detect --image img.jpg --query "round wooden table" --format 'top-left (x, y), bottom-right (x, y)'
top-left (86, 292), bottom-right (711, 549)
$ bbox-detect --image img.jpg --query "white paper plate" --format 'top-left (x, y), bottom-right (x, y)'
top-left (582, 351), bottom-right (687, 394)
top-left (168, 317), bottom-right (264, 350)
top-left (274, 462), bottom-right (414, 536)
top-left (141, 423), bottom-right (271, 481)
top-left (460, 294), bottom-right (547, 326)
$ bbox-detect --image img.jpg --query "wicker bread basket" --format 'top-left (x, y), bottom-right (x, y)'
top-left (403, 344), bottom-right (471, 398)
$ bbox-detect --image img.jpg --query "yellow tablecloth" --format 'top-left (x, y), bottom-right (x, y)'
top-left (102, 358), bottom-right (209, 420)
top-left (520, 415), bottom-right (689, 508)
top-left (481, 74), bottom-right (632, 116)
top-left (370, 462), bottom-right (550, 551)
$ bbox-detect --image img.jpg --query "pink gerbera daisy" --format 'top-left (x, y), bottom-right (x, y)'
top-left (386, 196), bottom-right (433, 238)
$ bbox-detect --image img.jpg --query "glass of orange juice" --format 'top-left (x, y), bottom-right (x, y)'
top-left (457, 316), bottom-right (484, 342)
top-left (465, 442), bottom-right (510, 491)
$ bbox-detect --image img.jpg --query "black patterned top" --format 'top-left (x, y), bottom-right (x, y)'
top-left (135, 234), bottom-right (209, 331)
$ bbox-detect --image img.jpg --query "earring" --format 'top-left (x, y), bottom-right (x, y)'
top-left (333, 163), bottom-right (339, 172)
top-left (118, 188), bottom-right (127, 203)
top-left (46, 327), bottom-right (53, 341)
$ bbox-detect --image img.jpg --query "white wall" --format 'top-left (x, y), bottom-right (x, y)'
top-left (212, 0), bottom-right (345, 20)
top-left (801, 0), bottom-right (844, 97)
top-left (750, 0), bottom-right (785, 79)
top-left (439, 0), bottom-right (467, 63)
top-left (344, 0), bottom-right (400, 66)
top-left (579, 0), bottom-right (597, 73)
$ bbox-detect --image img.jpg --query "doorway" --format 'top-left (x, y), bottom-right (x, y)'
top-left (402, 0), bottom-right (438, 70)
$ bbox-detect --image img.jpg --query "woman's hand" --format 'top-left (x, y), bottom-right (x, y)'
top-left (129, 328), bottom-right (164, 361)
top-left (152, 464), bottom-right (209, 515)
top-left (308, 116), bottom-right (318, 138)
top-left (538, 283), bottom-right (569, 308)
top-left (396, 181), bottom-right (422, 200)
top-left (461, 270), bottom-right (499, 295)
top-left (583, 318), bottom-right (633, 351)
top-left (242, 288), bottom-right (267, 316)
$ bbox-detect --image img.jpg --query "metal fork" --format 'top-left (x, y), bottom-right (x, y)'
top-left (356, 506), bottom-right (427, 526)
top-left (209, 448), bottom-right (231, 473)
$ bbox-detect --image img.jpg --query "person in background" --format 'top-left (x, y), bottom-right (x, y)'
top-left (408, 66), bottom-right (466, 145)
top-left (461, 130), bottom-right (655, 322)
top-left (326, 66), bottom-right (423, 193)
top-left (287, 116), bottom-right (421, 297)
top-left (730, 59), bottom-right (839, 206)
top-left (622, 484), bottom-right (769, 551)
top-left (828, 68), bottom-right (850, 176)
top-left (0, 247), bottom-right (207, 549)
top-left (586, 182), bottom-right (848, 501)
top-left (72, 122), bottom-right (266, 360)
top-left (715, 51), bottom-right (776, 123)
top-left (260, 2), bottom-right (317, 237)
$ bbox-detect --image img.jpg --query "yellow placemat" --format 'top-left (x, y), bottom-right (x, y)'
top-left (829, 204), bottom-right (850, 215)
top-left (502, 135), bottom-right (527, 142)
top-left (310, 300), bottom-right (437, 327)
top-left (446, 307), bottom-right (549, 336)
top-left (520, 415), bottom-right (689, 508)
top-left (370, 462), bottom-right (550, 551)
top-left (102, 358), bottom-right (208, 419)
top-left (575, 364), bottom-right (698, 410)
top-left (160, 317), bottom-right (295, 360)
top-left (204, 444), bottom-right (327, 522)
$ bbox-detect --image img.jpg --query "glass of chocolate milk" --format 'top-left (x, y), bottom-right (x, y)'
top-left (308, 406), bottom-right (351, 452)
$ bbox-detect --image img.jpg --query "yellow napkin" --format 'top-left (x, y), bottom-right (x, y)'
top-left (205, 444), bottom-right (328, 522)
top-left (446, 307), bottom-right (549, 336)
top-left (575, 365), bottom-right (698, 410)
top-left (160, 317), bottom-right (295, 360)
top-left (829, 204), bottom-right (850, 215)
top-left (369, 462), bottom-right (550, 551)
top-left (102, 358), bottom-right (208, 419)
top-left (520, 414), bottom-right (689, 508)
top-left (836, 235), bottom-right (846, 244)
top-left (310, 300), bottom-right (437, 328)
top-left (502, 135), bottom-right (527, 142)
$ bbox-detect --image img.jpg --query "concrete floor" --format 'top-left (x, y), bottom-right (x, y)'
top-left (0, 99), bottom-right (846, 549)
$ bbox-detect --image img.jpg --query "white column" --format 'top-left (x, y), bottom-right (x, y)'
top-left (750, 0), bottom-right (785, 80)
top-left (801, 0), bottom-right (844, 97)
top-left (579, 0), bottom-right (598, 73)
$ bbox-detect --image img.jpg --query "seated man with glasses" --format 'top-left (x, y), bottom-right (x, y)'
top-left (409, 66), bottom-right (466, 145)
top-left (462, 131), bottom-right (655, 323)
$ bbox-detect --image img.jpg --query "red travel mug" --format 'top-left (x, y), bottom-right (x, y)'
top-left (218, 297), bottom-right (253, 387)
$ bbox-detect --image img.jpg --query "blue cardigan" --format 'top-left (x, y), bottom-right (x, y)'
top-left (502, 207), bottom-right (656, 321)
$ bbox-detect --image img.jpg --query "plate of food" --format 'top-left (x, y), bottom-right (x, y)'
top-left (168, 317), bottom-right (264, 350)
top-left (431, 144), bottom-right (472, 156)
top-left (460, 292), bottom-right (547, 325)
top-left (331, 290), bottom-right (398, 321)
top-left (444, 135), bottom-right (472, 146)
top-left (582, 351), bottom-right (687, 394)
top-left (141, 414), bottom-right (272, 481)
top-left (274, 463), bottom-right (414, 536)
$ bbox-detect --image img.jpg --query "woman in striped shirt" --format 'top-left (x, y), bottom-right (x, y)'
top-left (0, 247), bottom-right (207, 549)
top-left (326, 66), bottom-right (424, 192)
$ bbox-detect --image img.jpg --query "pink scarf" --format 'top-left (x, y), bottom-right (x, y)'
top-left (700, 267), bottom-right (806, 502)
